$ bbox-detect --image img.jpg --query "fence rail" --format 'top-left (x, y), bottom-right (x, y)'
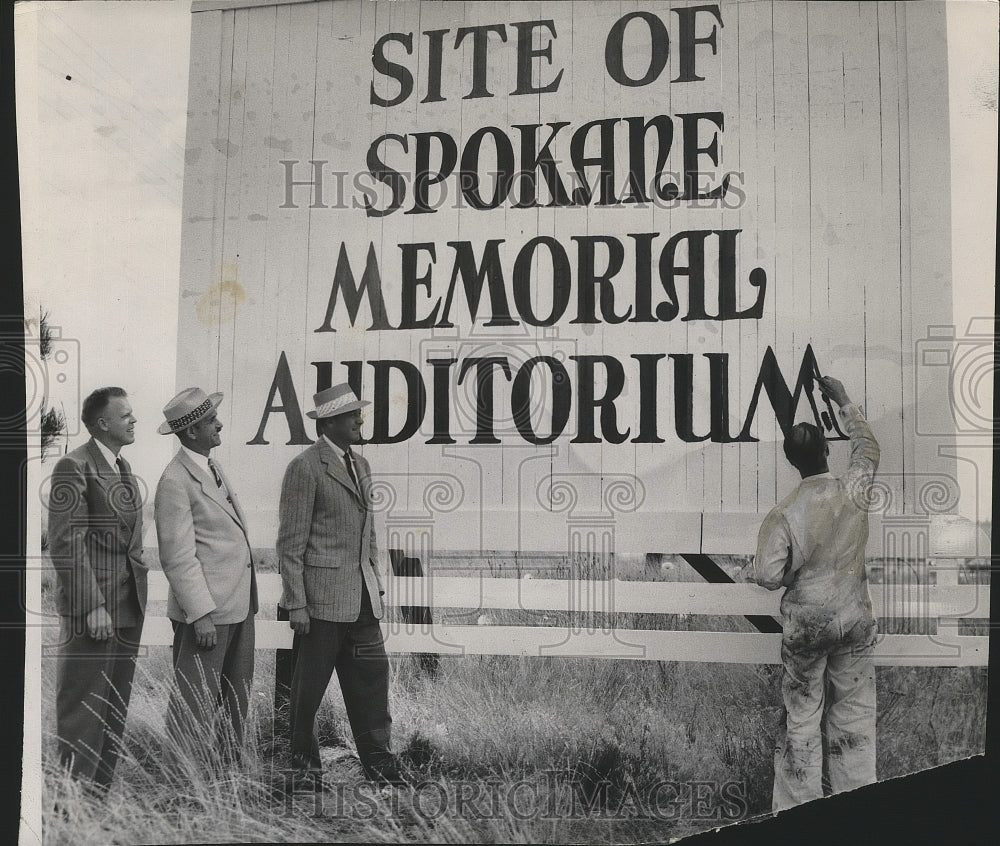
top-left (138, 571), bottom-right (989, 667)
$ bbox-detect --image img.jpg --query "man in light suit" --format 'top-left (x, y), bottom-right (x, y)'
top-left (277, 383), bottom-right (401, 786)
top-left (48, 387), bottom-right (148, 794)
top-left (154, 387), bottom-right (257, 756)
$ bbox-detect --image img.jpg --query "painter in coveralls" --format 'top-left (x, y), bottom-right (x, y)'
top-left (753, 375), bottom-right (880, 812)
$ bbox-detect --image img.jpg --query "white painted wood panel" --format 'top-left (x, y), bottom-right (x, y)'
top-left (178, 1), bottom-right (957, 554)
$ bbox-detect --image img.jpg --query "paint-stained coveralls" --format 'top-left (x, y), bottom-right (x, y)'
top-left (754, 403), bottom-right (880, 811)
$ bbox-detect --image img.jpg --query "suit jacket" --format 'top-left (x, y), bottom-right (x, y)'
top-left (154, 449), bottom-right (258, 625)
top-left (47, 439), bottom-right (148, 626)
top-left (277, 438), bottom-right (385, 622)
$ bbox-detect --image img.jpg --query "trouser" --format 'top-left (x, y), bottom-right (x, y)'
top-left (288, 586), bottom-right (393, 776)
top-left (166, 611), bottom-right (255, 759)
top-left (55, 618), bottom-right (142, 791)
top-left (773, 617), bottom-right (877, 812)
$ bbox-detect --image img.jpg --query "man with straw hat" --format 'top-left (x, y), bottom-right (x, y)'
top-left (154, 387), bottom-right (258, 760)
top-left (277, 382), bottom-right (401, 787)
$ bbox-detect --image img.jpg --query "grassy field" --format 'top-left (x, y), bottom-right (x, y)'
top-left (38, 552), bottom-right (989, 844)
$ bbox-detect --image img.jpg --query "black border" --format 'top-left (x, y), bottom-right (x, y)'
top-left (1, 0), bottom-right (27, 842)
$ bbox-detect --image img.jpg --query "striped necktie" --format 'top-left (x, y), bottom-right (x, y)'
top-left (208, 458), bottom-right (224, 489)
top-left (343, 450), bottom-right (360, 493)
top-left (208, 458), bottom-right (234, 505)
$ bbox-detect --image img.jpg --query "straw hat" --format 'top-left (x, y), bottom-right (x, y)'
top-left (306, 383), bottom-right (370, 419)
top-left (157, 387), bottom-right (223, 435)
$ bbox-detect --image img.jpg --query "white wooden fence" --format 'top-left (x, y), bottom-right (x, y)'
top-left (139, 568), bottom-right (989, 667)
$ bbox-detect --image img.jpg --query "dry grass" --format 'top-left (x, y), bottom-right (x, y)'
top-left (37, 551), bottom-right (988, 844)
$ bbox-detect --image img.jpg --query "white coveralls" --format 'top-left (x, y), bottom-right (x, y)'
top-left (754, 404), bottom-right (880, 811)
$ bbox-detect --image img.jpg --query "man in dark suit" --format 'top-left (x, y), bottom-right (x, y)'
top-left (154, 387), bottom-right (257, 758)
top-left (277, 383), bottom-right (400, 786)
top-left (48, 387), bottom-right (148, 794)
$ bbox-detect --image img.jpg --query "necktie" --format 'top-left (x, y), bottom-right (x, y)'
top-left (343, 450), bottom-right (360, 492)
top-left (208, 458), bottom-right (235, 506)
top-left (207, 458), bottom-right (224, 489)
top-left (115, 456), bottom-right (135, 504)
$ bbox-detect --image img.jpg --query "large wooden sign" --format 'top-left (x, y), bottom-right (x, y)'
top-left (178, 0), bottom-right (956, 552)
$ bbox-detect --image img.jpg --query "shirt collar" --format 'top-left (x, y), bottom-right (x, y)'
top-left (801, 471), bottom-right (834, 482)
top-left (181, 444), bottom-right (212, 477)
top-left (94, 439), bottom-right (120, 474)
top-left (321, 434), bottom-right (351, 465)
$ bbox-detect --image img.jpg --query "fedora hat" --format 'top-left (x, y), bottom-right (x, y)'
top-left (306, 383), bottom-right (370, 419)
top-left (158, 387), bottom-right (223, 435)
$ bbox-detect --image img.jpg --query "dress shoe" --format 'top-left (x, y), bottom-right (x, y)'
top-left (364, 759), bottom-right (407, 787)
